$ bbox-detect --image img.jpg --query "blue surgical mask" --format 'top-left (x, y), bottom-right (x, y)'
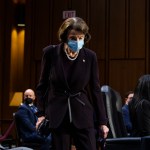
top-left (67, 39), bottom-right (84, 52)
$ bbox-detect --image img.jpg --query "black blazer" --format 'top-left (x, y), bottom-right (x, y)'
top-left (130, 99), bottom-right (150, 136)
top-left (36, 43), bottom-right (107, 129)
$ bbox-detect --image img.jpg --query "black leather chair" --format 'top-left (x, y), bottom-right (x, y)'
top-left (140, 136), bottom-right (150, 150)
top-left (13, 113), bottom-right (41, 150)
top-left (101, 85), bottom-right (128, 138)
top-left (101, 85), bottom-right (141, 150)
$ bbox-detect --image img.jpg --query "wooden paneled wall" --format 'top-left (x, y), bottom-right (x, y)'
top-left (0, 0), bottom-right (150, 121)
top-left (25, 0), bottom-right (149, 96)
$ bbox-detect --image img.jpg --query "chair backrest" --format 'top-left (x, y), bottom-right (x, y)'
top-left (13, 113), bottom-right (41, 150)
top-left (13, 113), bottom-right (21, 147)
top-left (101, 85), bottom-right (128, 138)
top-left (101, 85), bottom-right (142, 150)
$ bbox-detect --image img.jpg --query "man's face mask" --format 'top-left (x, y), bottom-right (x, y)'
top-left (67, 39), bottom-right (84, 52)
top-left (24, 98), bottom-right (33, 104)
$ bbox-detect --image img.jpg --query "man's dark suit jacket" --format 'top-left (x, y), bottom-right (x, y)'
top-left (36, 43), bottom-right (107, 129)
top-left (122, 104), bottom-right (132, 134)
top-left (15, 103), bottom-right (37, 140)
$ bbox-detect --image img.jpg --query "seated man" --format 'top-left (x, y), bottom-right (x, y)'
top-left (15, 89), bottom-right (52, 150)
top-left (122, 91), bottom-right (134, 135)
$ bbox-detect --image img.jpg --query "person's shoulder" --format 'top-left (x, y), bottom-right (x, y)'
top-left (15, 105), bottom-right (26, 118)
top-left (83, 47), bottom-right (97, 60)
top-left (17, 103), bottom-right (24, 108)
top-left (135, 99), bottom-right (150, 113)
top-left (17, 103), bottom-right (29, 112)
top-left (83, 47), bottom-right (96, 55)
top-left (43, 45), bottom-right (57, 52)
top-left (141, 99), bottom-right (150, 107)
top-left (42, 44), bottom-right (63, 58)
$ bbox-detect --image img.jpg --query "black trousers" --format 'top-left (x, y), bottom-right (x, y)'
top-left (51, 114), bottom-right (97, 150)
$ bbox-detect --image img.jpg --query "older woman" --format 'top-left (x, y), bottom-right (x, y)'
top-left (36, 17), bottom-right (109, 150)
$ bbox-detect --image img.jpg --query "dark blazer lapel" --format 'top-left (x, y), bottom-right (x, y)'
top-left (54, 44), bottom-right (70, 90)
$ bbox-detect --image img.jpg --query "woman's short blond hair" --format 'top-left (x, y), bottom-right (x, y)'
top-left (58, 17), bottom-right (91, 43)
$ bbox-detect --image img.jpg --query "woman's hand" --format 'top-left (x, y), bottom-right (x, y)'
top-left (36, 116), bottom-right (45, 129)
top-left (99, 125), bottom-right (109, 138)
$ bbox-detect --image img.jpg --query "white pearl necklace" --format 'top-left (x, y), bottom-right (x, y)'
top-left (64, 49), bottom-right (79, 61)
